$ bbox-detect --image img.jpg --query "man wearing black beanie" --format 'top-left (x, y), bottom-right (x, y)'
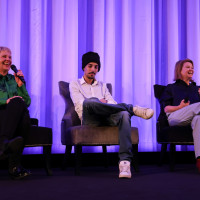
top-left (82, 52), bottom-right (101, 72)
top-left (70, 51), bottom-right (154, 179)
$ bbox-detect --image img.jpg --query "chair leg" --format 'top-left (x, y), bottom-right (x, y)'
top-left (159, 143), bottom-right (168, 166)
top-left (62, 145), bottom-right (72, 170)
top-left (75, 145), bottom-right (82, 175)
top-left (102, 145), bottom-right (108, 168)
top-left (43, 145), bottom-right (53, 176)
top-left (169, 144), bottom-right (176, 171)
top-left (132, 144), bottom-right (139, 172)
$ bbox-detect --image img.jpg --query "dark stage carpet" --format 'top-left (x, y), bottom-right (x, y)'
top-left (0, 164), bottom-right (199, 200)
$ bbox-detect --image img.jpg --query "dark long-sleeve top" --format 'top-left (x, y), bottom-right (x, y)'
top-left (161, 79), bottom-right (200, 108)
top-left (0, 74), bottom-right (31, 107)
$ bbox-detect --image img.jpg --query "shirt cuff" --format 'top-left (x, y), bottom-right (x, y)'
top-left (107, 100), bottom-right (117, 105)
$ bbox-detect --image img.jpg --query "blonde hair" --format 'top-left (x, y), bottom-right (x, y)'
top-left (174, 59), bottom-right (194, 81)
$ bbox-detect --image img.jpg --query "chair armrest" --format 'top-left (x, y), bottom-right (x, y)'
top-left (30, 118), bottom-right (39, 126)
top-left (156, 120), bottom-right (162, 132)
top-left (156, 120), bottom-right (165, 143)
top-left (61, 115), bottom-right (74, 145)
top-left (62, 115), bottom-right (73, 129)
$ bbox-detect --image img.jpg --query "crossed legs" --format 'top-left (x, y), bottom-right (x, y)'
top-left (82, 97), bottom-right (133, 161)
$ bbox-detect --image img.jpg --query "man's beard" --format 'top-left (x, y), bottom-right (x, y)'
top-left (87, 73), bottom-right (95, 79)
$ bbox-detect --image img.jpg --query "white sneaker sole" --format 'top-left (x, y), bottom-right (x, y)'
top-left (119, 173), bottom-right (132, 179)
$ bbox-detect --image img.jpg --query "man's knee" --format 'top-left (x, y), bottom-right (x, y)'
top-left (83, 97), bottom-right (100, 107)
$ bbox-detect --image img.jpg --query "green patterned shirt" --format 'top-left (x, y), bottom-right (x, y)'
top-left (0, 74), bottom-right (31, 107)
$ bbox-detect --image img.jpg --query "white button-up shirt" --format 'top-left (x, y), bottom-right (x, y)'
top-left (69, 77), bottom-right (117, 120)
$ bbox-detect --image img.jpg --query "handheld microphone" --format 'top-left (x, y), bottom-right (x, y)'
top-left (11, 65), bottom-right (26, 84)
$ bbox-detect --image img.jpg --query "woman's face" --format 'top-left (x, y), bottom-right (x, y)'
top-left (0, 50), bottom-right (12, 74)
top-left (180, 62), bottom-right (194, 81)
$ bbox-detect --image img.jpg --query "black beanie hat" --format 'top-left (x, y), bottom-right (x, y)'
top-left (82, 51), bottom-right (101, 72)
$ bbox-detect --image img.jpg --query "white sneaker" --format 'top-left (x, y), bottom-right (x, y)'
top-left (119, 160), bottom-right (131, 178)
top-left (133, 106), bottom-right (154, 119)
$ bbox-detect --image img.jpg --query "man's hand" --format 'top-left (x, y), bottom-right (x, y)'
top-left (99, 98), bottom-right (107, 103)
top-left (14, 70), bottom-right (24, 87)
top-left (6, 96), bottom-right (23, 104)
top-left (198, 88), bottom-right (200, 95)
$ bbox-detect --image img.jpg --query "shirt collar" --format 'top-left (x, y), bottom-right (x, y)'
top-left (0, 73), bottom-right (12, 81)
top-left (80, 76), bottom-right (98, 86)
top-left (176, 79), bottom-right (196, 86)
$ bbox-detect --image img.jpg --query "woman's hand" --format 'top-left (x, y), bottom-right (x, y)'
top-left (6, 96), bottom-right (23, 104)
top-left (14, 70), bottom-right (24, 87)
top-left (164, 99), bottom-right (189, 113)
top-left (179, 99), bottom-right (190, 109)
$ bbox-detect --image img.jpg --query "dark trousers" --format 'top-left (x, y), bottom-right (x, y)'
top-left (0, 97), bottom-right (30, 169)
top-left (82, 97), bottom-right (134, 162)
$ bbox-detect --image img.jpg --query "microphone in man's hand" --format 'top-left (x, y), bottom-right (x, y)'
top-left (11, 65), bottom-right (25, 84)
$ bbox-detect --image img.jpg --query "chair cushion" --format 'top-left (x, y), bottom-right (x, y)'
top-left (25, 126), bottom-right (52, 146)
top-left (157, 125), bottom-right (193, 144)
top-left (63, 126), bottom-right (139, 145)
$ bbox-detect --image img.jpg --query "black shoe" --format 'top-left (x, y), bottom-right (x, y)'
top-left (9, 166), bottom-right (31, 180)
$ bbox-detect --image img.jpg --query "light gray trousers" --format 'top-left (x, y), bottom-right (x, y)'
top-left (168, 102), bottom-right (200, 158)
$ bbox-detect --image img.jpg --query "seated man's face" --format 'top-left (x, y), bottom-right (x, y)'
top-left (84, 62), bottom-right (99, 80)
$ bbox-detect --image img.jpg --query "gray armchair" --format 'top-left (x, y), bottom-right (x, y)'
top-left (59, 81), bottom-right (139, 175)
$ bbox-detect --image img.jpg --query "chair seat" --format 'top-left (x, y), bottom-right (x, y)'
top-left (25, 126), bottom-right (52, 147)
top-left (157, 125), bottom-right (193, 144)
top-left (64, 126), bottom-right (138, 145)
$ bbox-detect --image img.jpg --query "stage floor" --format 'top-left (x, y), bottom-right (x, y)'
top-left (0, 164), bottom-right (199, 200)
